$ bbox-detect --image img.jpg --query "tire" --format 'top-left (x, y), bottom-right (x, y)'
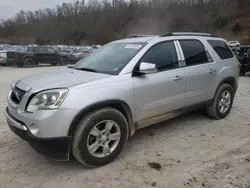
top-left (206, 84), bottom-right (234, 119)
top-left (24, 58), bottom-right (34, 67)
top-left (59, 57), bottom-right (68, 66)
top-left (240, 72), bottom-right (245, 76)
top-left (72, 107), bottom-right (129, 168)
top-left (240, 66), bottom-right (246, 76)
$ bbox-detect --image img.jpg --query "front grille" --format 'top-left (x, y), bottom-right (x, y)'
top-left (10, 86), bottom-right (26, 104)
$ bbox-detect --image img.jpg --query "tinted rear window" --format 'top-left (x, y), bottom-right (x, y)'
top-left (179, 40), bottom-right (208, 66)
top-left (208, 40), bottom-right (234, 60)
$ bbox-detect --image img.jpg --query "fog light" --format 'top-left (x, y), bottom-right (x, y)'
top-left (30, 124), bottom-right (40, 136)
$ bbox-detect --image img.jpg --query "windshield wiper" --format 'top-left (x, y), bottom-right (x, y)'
top-left (74, 67), bottom-right (98, 73)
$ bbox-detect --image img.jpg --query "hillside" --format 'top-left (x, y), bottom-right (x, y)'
top-left (0, 0), bottom-right (250, 45)
top-left (216, 10), bottom-right (250, 44)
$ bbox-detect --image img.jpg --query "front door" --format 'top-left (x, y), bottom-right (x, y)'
top-left (35, 47), bottom-right (48, 63)
top-left (133, 41), bottom-right (186, 122)
top-left (46, 48), bottom-right (58, 63)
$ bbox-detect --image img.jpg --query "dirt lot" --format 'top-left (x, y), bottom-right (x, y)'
top-left (0, 66), bottom-right (250, 188)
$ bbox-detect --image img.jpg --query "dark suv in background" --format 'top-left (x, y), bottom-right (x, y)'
top-left (236, 45), bottom-right (250, 76)
top-left (8, 46), bottom-right (69, 67)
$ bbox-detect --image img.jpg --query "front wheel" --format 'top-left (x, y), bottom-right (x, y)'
top-left (206, 84), bottom-right (234, 119)
top-left (24, 58), bottom-right (35, 67)
top-left (72, 108), bottom-right (129, 168)
top-left (59, 57), bottom-right (68, 66)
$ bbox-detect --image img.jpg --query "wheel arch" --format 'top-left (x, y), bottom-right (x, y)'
top-left (68, 100), bottom-right (135, 137)
top-left (24, 55), bottom-right (36, 62)
top-left (215, 77), bottom-right (237, 98)
top-left (60, 56), bottom-right (68, 60)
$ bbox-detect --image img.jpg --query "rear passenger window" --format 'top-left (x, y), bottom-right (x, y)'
top-left (179, 40), bottom-right (208, 66)
top-left (208, 40), bottom-right (234, 60)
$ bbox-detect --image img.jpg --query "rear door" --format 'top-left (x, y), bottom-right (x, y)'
top-left (35, 47), bottom-right (48, 63)
top-left (177, 39), bottom-right (217, 106)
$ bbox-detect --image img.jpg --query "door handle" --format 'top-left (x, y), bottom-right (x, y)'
top-left (173, 76), bottom-right (183, 81)
top-left (209, 69), bottom-right (216, 74)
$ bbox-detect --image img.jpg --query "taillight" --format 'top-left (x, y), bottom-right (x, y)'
top-left (0, 56), bottom-right (3, 59)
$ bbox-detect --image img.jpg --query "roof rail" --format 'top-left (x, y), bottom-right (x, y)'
top-left (159, 32), bottom-right (217, 37)
top-left (128, 34), bottom-right (156, 38)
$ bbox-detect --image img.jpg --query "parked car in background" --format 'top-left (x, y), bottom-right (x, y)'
top-left (0, 49), bottom-right (23, 66)
top-left (5, 32), bottom-right (239, 167)
top-left (227, 41), bottom-right (240, 48)
top-left (237, 45), bottom-right (250, 76)
top-left (68, 50), bottom-right (91, 64)
top-left (0, 51), bottom-right (7, 66)
top-left (9, 46), bottom-right (69, 67)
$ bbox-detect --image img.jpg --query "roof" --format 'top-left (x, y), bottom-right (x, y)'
top-left (114, 37), bottom-right (157, 43)
top-left (113, 32), bottom-right (220, 44)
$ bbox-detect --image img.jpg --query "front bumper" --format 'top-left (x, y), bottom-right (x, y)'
top-left (5, 107), bottom-right (71, 161)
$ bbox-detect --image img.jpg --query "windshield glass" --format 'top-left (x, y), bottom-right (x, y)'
top-left (73, 42), bottom-right (146, 75)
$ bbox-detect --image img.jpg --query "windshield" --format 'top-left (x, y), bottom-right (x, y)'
top-left (73, 42), bottom-right (146, 75)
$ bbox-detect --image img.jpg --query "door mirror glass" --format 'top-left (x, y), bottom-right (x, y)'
top-left (139, 62), bottom-right (157, 74)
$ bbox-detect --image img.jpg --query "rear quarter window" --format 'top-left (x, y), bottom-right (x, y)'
top-left (208, 40), bottom-right (234, 60)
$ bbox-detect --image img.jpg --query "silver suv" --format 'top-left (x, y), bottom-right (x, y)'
top-left (5, 32), bottom-right (240, 167)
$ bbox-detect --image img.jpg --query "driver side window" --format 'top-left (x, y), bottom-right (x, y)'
top-left (141, 41), bottom-right (178, 72)
top-left (48, 48), bottom-right (56, 53)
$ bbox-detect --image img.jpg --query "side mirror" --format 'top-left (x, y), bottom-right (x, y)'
top-left (139, 62), bottom-right (157, 75)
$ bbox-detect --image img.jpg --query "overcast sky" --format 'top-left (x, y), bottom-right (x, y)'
top-left (0, 0), bottom-right (74, 20)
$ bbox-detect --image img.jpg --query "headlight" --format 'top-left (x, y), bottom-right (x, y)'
top-left (26, 89), bottom-right (68, 113)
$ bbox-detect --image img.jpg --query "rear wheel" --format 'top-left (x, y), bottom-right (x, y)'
top-left (72, 108), bottom-right (129, 168)
top-left (24, 58), bottom-right (34, 67)
top-left (206, 84), bottom-right (234, 119)
top-left (59, 57), bottom-right (68, 66)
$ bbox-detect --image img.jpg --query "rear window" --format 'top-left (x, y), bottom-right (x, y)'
top-left (208, 40), bottom-right (234, 60)
top-left (179, 40), bottom-right (208, 66)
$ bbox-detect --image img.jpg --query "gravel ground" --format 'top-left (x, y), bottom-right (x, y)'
top-left (0, 66), bottom-right (250, 188)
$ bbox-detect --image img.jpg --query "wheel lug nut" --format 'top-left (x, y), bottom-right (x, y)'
top-left (106, 138), bottom-right (109, 141)
top-left (103, 141), bottom-right (106, 145)
top-left (99, 140), bottom-right (102, 144)
top-left (103, 132), bottom-right (106, 135)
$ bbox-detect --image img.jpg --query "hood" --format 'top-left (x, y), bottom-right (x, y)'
top-left (18, 68), bottom-right (111, 92)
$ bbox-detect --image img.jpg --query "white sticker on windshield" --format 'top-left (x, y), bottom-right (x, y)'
top-left (125, 44), bottom-right (142, 49)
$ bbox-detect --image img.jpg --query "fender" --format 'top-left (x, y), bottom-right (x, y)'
top-left (68, 99), bottom-right (135, 137)
top-left (23, 54), bottom-right (36, 62)
top-left (214, 77), bottom-right (237, 99)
